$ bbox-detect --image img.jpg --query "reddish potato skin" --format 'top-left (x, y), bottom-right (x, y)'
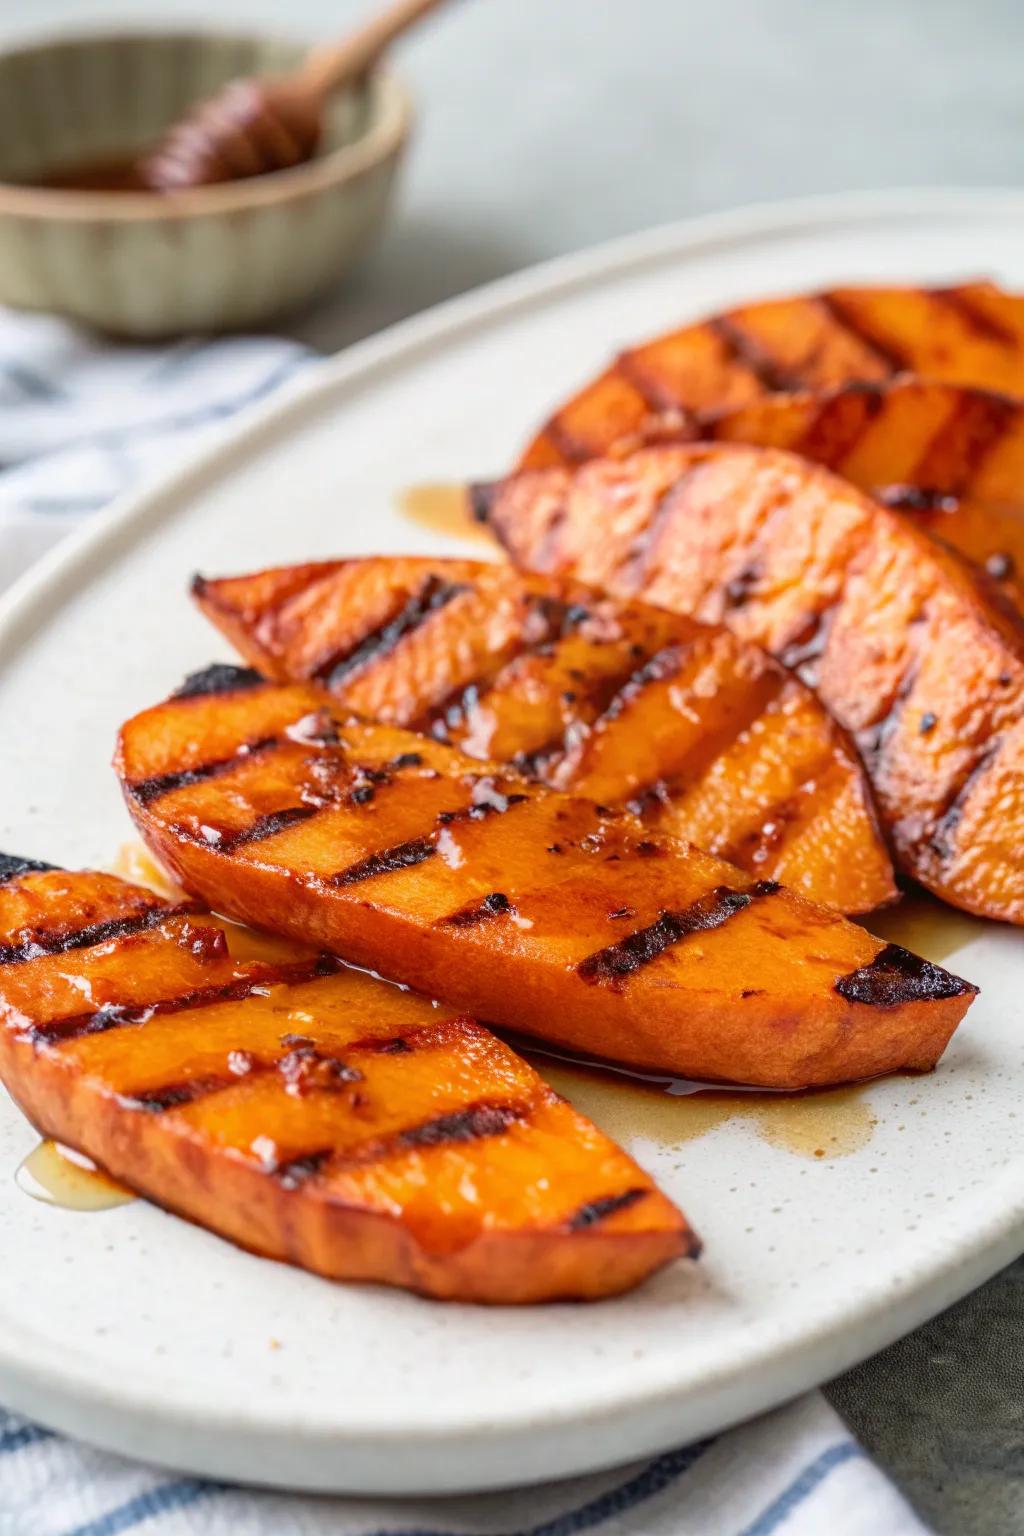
top-left (479, 443), bottom-right (1024, 925)
top-left (0, 863), bottom-right (691, 1303)
top-left (520, 282), bottom-right (1024, 469)
top-left (193, 557), bottom-right (897, 915)
top-left (115, 676), bottom-right (976, 1089)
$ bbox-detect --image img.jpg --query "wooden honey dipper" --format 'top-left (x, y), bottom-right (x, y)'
top-left (140, 0), bottom-right (446, 191)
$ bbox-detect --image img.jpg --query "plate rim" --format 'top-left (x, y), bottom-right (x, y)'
top-left (1, 185), bottom-right (1023, 1491)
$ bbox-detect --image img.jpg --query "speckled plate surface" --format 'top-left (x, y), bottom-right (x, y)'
top-left (0, 190), bottom-right (1022, 1494)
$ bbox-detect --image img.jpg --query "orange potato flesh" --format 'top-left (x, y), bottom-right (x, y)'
top-left (520, 282), bottom-right (1024, 469)
top-left (0, 857), bottom-right (691, 1302)
top-left (115, 673), bottom-right (975, 1089)
top-left (691, 379), bottom-right (1024, 615)
top-left (479, 443), bottom-right (1024, 924)
top-left (195, 558), bottom-right (896, 915)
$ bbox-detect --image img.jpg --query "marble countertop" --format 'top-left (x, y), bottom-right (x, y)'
top-left (5, 2), bottom-right (1024, 1529)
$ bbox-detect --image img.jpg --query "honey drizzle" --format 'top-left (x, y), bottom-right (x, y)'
top-left (397, 483), bottom-right (492, 544)
top-left (16, 1140), bottom-right (135, 1211)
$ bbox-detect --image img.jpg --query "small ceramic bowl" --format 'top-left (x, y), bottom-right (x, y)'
top-left (0, 30), bottom-right (411, 336)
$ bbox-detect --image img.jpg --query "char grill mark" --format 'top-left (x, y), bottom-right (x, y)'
top-left (777, 605), bottom-right (839, 689)
top-left (578, 881), bottom-right (780, 986)
top-left (317, 577), bottom-right (467, 689)
top-left (28, 955), bottom-right (342, 1045)
top-left (0, 901), bottom-right (196, 967)
top-left (117, 1075), bottom-right (237, 1112)
top-left (398, 1099), bottom-right (528, 1149)
top-left (706, 315), bottom-right (807, 392)
top-left (934, 287), bottom-right (1019, 347)
top-left (0, 853), bottom-right (58, 885)
top-left (129, 736), bottom-right (280, 806)
top-left (817, 293), bottom-right (911, 376)
top-left (566, 1187), bottom-right (647, 1230)
top-left (792, 383), bottom-right (886, 466)
top-left (439, 891), bottom-right (514, 927)
top-left (276, 1149), bottom-right (334, 1190)
top-left (332, 837), bottom-right (436, 887)
top-left (173, 664), bottom-right (265, 700)
top-left (928, 741), bottom-right (1004, 863)
top-left (909, 389), bottom-right (1016, 494)
top-left (836, 944), bottom-right (977, 1006)
top-left (220, 805), bottom-right (317, 852)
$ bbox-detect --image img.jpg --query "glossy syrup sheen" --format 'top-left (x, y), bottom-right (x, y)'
top-left (16, 1140), bottom-right (135, 1211)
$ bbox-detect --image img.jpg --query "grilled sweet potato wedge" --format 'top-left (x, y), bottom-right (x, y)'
top-left (116, 669), bottom-right (975, 1089)
top-left (479, 443), bottom-right (1024, 924)
top-left (692, 379), bottom-right (1024, 615)
top-left (194, 557), bottom-right (896, 914)
top-left (520, 282), bottom-right (1024, 469)
top-left (0, 854), bottom-right (691, 1302)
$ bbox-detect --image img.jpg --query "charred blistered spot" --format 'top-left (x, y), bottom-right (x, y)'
top-left (332, 837), bottom-right (436, 886)
top-left (276, 1149), bottom-right (334, 1190)
top-left (390, 751), bottom-right (423, 770)
top-left (176, 921), bottom-right (229, 963)
top-left (117, 1075), bottom-right (235, 1112)
top-left (724, 564), bottom-right (762, 608)
top-left (608, 906), bottom-right (636, 921)
top-left (818, 293), bottom-right (910, 374)
top-left (567, 1187), bottom-right (647, 1230)
top-left (626, 781), bottom-right (673, 820)
top-left (373, 1036), bottom-right (413, 1054)
top-left (876, 484), bottom-right (960, 515)
top-left (635, 841), bottom-right (663, 858)
top-left (778, 607), bottom-right (838, 688)
top-left (986, 551), bottom-right (1015, 580)
top-left (129, 735), bottom-right (279, 806)
top-left (836, 944), bottom-right (977, 1006)
top-left (919, 711), bottom-right (938, 735)
top-left (579, 882), bottom-right (777, 987)
top-left (29, 956), bottom-right (343, 1045)
top-left (440, 891), bottom-right (514, 928)
top-left (280, 1032), bottom-right (314, 1048)
top-left (601, 646), bottom-right (681, 724)
top-left (741, 987), bottom-right (766, 998)
top-left (277, 1044), bottom-right (363, 1096)
top-left (319, 577), bottom-right (468, 689)
top-left (173, 664), bottom-right (265, 699)
top-left (399, 1100), bottom-right (526, 1148)
top-left (0, 853), bottom-right (57, 885)
top-left (0, 901), bottom-right (197, 967)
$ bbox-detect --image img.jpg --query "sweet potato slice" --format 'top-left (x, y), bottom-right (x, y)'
top-left (115, 669), bottom-right (975, 1089)
top-left (691, 379), bottom-right (1024, 615)
top-left (478, 443), bottom-right (1024, 924)
top-left (0, 854), bottom-right (691, 1302)
top-left (194, 557), bottom-right (896, 914)
top-left (520, 282), bottom-right (1024, 469)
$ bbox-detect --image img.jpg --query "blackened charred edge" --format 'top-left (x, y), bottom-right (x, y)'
top-left (0, 853), bottom-right (58, 885)
top-left (777, 604), bottom-right (839, 688)
top-left (567, 1187), bottom-right (648, 1230)
top-left (578, 881), bottom-right (780, 985)
top-left (835, 943), bottom-right (977, 1007)
top-left (173, 664), bottom-right (266, 700)
top-left (439, 891), bottom-right (513, 928)
top-left (468, 481), bottom-right (499, 525)
top-left (398, 1099), bottom-right (528, 1149)
top-left (318, 577), bottom-right (468, 690)
top-left (129, 736), bottom-right (279, 806)
top-left (0, 900), bottom-right (198, 967)
top-left (28, 955), bottom-right (343, 1045)
top-left (331, 837), bottom-right (436, 886)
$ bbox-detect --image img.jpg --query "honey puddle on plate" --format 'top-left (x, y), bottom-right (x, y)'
top-left (17, 1140), bottom-right (135, 1212)
top-left (397, 482), bottom-right (492, 544)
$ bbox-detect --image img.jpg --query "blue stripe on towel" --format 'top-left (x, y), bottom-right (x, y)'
top-left (60, 1478), bottom-right (221, 1536)
top-left (0, 1420), bottom-right (53, 1455)
top-left (737, 1441), bottom-right (864, 1536)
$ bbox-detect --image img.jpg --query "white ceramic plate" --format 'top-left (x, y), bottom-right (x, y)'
top-left (0, 190), bottom-right (1023, 1495)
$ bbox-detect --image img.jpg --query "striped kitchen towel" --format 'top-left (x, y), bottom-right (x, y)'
top-left (0, 306), bottom-right (928, 1534)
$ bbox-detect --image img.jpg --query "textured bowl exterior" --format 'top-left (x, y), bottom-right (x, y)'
top-left (0, 32), bottom-right (410, 335)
